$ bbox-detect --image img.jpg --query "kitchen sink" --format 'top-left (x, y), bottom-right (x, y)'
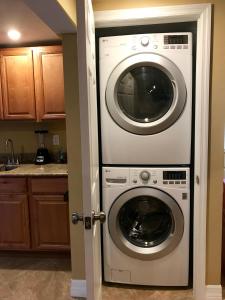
top-left (0, 165), bottom-right (19, 172)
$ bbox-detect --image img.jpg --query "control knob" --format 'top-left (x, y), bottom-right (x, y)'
top-left (140, 170), bottom-right (150, 181)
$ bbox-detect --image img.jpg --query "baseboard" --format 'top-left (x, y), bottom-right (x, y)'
top-left (70, 281), bottom-right (222, 299)
top-left (70, 279), bottom-right (87, 298)
top-left (205, 285), bottom-right (222, 300)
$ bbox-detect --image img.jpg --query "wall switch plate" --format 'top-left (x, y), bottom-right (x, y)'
top-left (53, 134), bottom-right (60, 145)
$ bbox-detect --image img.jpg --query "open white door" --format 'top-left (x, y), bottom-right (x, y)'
top-left (74, 0), bottom-right (103, 300)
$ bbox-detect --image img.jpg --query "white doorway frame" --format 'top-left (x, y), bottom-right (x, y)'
top-left (94, 3), bottom-right (213, 300)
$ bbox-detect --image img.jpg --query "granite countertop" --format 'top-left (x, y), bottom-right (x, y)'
top-left (0, 164), bottom-right (68, 176)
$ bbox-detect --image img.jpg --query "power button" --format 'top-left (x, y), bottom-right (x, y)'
top-left (141, 36), bottom-right (149, 47)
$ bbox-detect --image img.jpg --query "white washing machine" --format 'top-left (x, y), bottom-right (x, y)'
top-left (99, 33), bottom-right (192, 165)
top-left (102, 166), bottom-right (190, 286)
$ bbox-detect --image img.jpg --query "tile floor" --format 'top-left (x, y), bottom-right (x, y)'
top-left (0, 254), bottom-right (72, 300)
top-left (0, 254), bottom-right (218, 300)
top-left (103, 284), bottom-right (193, 300)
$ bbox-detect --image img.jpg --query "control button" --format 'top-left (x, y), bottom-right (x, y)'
top-left (141, 36), bottom-right (149, 47)
top-left (183, 45), bottom-right (188, 49)
top-left (175, 181), bottom-right (180, 184)
top-left (181, 181), bottom-right (187, 184)
top-left (177, 45), bottom-right (182, 49)
top-left (140, 171), bottom-right (150, 181)
top-left (169, 181), bottom-right (174, 184)
top-left (153, 45), bottom-right (158, 49)
top-left (170, 45), bottom-right (176, 49)
top-left (133, 179), bottom-right (137, 184)
top-left (163, 181), bottom-right (168, 184)
top-left (153, 179), bottom-right (157, 184)
top-left (163, 45), bottom-right (169, 49)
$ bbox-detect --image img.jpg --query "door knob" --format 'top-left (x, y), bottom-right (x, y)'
top-left (92, 211), bottom-right (106, 224)
top-left (72, 212), bottom-right (83, 224)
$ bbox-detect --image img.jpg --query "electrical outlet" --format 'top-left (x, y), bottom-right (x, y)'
top-left (53, 134), bottom-right (60, 145)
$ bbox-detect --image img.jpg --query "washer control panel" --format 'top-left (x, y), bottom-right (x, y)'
top-left (103, 167), bottom-right (189, 188)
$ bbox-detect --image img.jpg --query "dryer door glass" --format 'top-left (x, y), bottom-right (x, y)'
top-left (117, 66), bottom-right (174, 123)
top-left (106, 53), bottom-right (187, 135)
top-left (118, 195), bottom-right (174, 248)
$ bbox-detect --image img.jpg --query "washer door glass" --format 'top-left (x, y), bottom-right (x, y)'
top-left (106, 53), bottom-right (187, 135)
top-left (119, 195), bottom-right (173, 248)
top-left (108, 187), bottom-right (184, 260)
top-left (117, 66), bottom-right (174, 123)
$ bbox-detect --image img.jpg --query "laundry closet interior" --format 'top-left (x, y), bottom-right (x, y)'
top-left (96, 21), bottom-right (196, 289)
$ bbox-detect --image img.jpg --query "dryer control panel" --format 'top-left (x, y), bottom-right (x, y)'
top-left (99, 32), bottom-right (192, 58)
top-left (103, 167), bottom-right (190, 188)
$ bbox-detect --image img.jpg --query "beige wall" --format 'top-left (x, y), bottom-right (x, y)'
top-left (62, 34), bottom-right (85, 279)
top-left (0, 120), bottom-right (66, 157)
top-left (92, 0), bottom-right (225, 285)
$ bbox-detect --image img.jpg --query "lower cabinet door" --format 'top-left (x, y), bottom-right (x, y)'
top-left (30, 195), bottom-right (70, 250)
top-left (0, 194), bottom-right (30, 249)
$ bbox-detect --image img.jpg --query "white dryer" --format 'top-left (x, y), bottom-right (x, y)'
top-left (99, 33), bottom-right (192, 165)
top-left (102, 166), bottom-right (190, 286)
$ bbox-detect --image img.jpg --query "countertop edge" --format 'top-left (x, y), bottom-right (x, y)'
top-left (0, 164), bottom-right (68, 177)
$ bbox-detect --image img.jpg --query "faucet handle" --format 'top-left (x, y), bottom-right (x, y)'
top-left (16, 157), bottom-right (20, 165)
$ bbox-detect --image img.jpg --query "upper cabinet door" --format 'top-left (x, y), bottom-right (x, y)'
top-left (34, 46), bottom-right (65, 121)
top-left (0, 48), bottom-right (36, 120)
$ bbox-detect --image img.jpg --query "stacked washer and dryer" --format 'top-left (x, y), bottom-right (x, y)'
top-left (99, 32), bottom-right (192, 286)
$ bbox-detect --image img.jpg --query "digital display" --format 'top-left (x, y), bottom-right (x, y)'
top-left (163, 171), bottom-right (186, 180)
top-left (164, 35), bottom-right (188, 45)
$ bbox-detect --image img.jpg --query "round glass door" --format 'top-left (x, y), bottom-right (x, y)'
top-left (119, 196), bottom-right (174, 248)
top-left (106, 53), bottom-right (187, 135)
top-left (117, 66), bottom-right (174, 124)
top-left (108, 187), bottom-right (184, 260)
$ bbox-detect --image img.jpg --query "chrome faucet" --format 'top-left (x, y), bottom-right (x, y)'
top-left (5, 139), bottom-right (16, 165)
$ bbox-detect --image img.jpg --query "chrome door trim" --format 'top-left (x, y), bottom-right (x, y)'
top-left (106, 53), bottom-right (187, 135)
top-left (108, 187), bottom-right (184, 260)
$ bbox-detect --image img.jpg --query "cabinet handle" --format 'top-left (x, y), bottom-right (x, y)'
top-left (64, 191), bottom-right (69, 202)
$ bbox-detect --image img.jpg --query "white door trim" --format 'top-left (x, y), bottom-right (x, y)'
top-left (206, 285), bottom-right (222, 300)
top-left (95, 4), bottom-right (212, 300)
top-left (70, 279), bottom-right (87, 298)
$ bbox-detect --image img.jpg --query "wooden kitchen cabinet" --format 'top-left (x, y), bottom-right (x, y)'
top-left (0, 178), bottom-right (30, 249)
top-left (33, 46), bottom-right (65, 121)
top-left (0, 176), bottom-right (69, 252)
top-left (29, 177), bottom-right (70, 251)
top-left (0, 48), bottom-right (36, 120)
top-left (0, 45), bottom-right (65, 121)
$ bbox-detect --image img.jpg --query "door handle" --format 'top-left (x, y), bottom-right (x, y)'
top-left (72, 212), bottom-right (83, 224)
top-left (92, 211), bottom-right (106, 224)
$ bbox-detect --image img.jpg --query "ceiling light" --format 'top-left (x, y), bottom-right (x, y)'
top-left (7, 29), bottom-right (21, 41)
